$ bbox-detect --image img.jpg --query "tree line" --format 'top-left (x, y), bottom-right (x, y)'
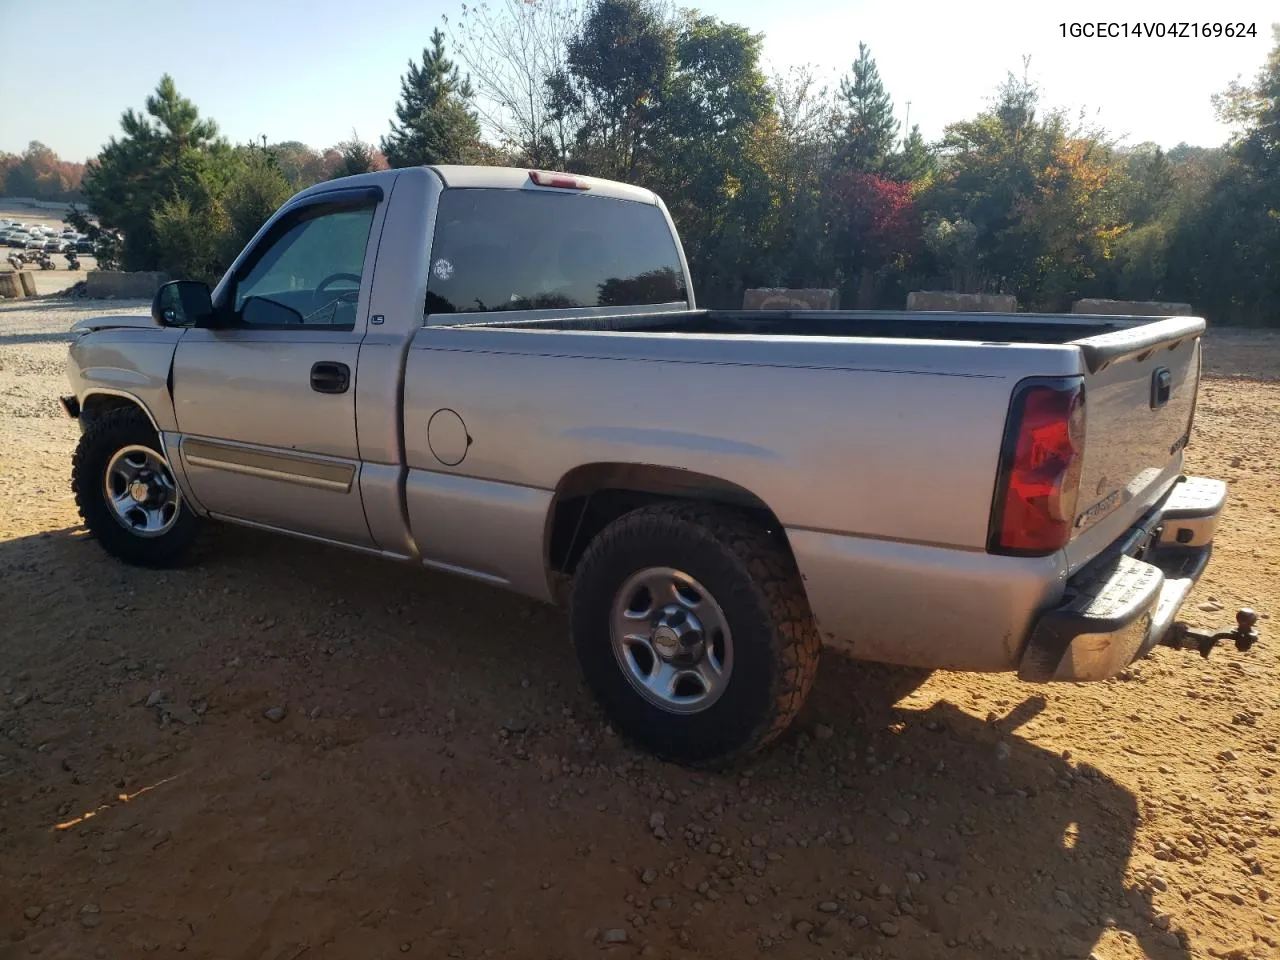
top-left (0, 142), bottom-right (86, 202)
top-left (50, 0), bottom-right (1280, 325)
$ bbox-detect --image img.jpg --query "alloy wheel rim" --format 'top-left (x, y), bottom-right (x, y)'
top-left (609, 566), bottom-right (733, 715)
top-left (103, 445), bottom-right (181, 538)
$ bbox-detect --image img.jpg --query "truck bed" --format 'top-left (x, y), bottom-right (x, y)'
top-left (461, 308), bottom-right (1129, 345)
top-left (422, 306), bottom-right (1205, 577)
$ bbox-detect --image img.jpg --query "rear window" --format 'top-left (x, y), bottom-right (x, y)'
top-left (425, 188), bottom-right (687, 318)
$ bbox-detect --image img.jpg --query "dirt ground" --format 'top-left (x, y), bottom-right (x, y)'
top-left (0, 300), bottom-right (1277, 960)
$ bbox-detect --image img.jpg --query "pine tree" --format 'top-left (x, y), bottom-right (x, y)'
top-left (381, 29), bottom-right (481, 167)
top-left (336, 132), bottom-right (379, 176)
top-left (834, 43), bottom-right (898, 173)
top-left (81, 74), bottom-right (233, 270)
top-left (884, 124), bottom-right (936, 182)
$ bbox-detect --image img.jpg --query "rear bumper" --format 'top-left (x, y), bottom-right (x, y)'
top-left (1018, 475), bottom-right (1225, 682)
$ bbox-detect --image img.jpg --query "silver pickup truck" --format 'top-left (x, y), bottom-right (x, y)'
top-left (61, 165), bottom-right (1256, 764)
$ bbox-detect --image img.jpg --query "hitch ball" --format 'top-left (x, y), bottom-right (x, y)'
top-left (1234, 608), bottom-right (1259, 652)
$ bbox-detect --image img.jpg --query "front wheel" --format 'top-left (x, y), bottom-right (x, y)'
top-left (571, 503), bottom-right (821, 765)
top-left (71, 407), bottom-right (202, 567)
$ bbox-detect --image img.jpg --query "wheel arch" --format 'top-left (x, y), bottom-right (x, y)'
top-left (545, 462), bottom-right (796, 589)
top-left (79, 390), bottom-right (161, 432)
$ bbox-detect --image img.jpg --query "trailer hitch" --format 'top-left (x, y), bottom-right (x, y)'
top-left (1161, 608), bottom-right (1260, 659)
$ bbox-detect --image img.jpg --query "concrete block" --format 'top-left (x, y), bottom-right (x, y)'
top-left (84, 271), bottom-right (169, 300)
top-left (1071, 299), bottom-right (1192, 316)
top-left (742, 288), bottom-right (838, 310)
top-left (906, 291), bottom-right (1018, 312)
top-left (0, 272), bottom-right (24, 298)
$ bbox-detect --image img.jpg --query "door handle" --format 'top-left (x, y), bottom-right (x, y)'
top-left (310, 361), bottom-right (350, 394)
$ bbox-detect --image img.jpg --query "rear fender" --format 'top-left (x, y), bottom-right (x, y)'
top-left (545, 462), bottom-right (795, 583)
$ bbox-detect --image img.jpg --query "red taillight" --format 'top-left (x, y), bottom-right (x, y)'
top-left (989, 378), bottom-right (1086, 555)
top-left (528, 170), bottom-right (589, 190)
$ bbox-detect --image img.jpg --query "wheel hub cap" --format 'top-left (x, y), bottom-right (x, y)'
top-left (651, 608), bottom-right (705, 663)
top-left (103, 445), bottom-right (182, 539)
top-left (609, 567), bottom-right (733, 715)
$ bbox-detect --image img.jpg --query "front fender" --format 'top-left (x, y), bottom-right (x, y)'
top-left (68, 328), bottom-right (182, 433)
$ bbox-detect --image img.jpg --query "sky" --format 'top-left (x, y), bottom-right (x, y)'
top-left (1, 0), bottom-right (1275, 161)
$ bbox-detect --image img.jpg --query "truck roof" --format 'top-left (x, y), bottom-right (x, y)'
top-left (430, 165), bottom-right (659, 205)
top-left (289, 165), bottom-right (659, 207)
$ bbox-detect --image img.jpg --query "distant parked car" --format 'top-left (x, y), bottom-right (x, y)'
top-left (44, 238), bottom-right (65, 252)
top-left (75, 238), bottom-right (94, 253)
top-left (25, 237), bottom-right (46, 250)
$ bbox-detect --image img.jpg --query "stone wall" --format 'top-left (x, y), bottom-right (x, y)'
top-left (1071, 299), bottom-right (1193, 316)
top-left (742, 288), bottom-right (838, 310)
top-left (84, 271), bottom-right (169, 300)
top-left (906, 291), bottom-right (1018, 312)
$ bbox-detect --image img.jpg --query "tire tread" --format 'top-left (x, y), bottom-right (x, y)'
top-left (71, 406), bottom-right (200, 568)
top-left (572, 501), bottom-right (820, 765)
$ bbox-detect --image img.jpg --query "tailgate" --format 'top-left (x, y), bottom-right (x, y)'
top-left (1067, 316), bottom-right (1204, 558)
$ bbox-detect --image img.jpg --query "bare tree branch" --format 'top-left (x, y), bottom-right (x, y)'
top-left (443, 0), bottom-right (584, 161)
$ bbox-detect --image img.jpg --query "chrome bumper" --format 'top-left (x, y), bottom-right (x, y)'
top-left (1018, 475), bottom-right (1226, 683)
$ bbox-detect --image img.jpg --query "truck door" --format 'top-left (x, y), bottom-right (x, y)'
top-left (169, 186), bottom-right (384, 547)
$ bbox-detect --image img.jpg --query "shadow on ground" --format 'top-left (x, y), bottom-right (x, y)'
top-left (0, 525), bottom-right (1185, 959)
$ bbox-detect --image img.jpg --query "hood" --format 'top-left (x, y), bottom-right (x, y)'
top-left (69, 313), bottom-right (157, 335)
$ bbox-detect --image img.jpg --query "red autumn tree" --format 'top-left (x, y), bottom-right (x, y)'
top-left (826, 170), bottom-right (920, 305)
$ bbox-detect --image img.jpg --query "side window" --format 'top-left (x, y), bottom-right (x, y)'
top-left (230, 200), bottom-right (377, 330)
top-left (425, 189), bottom-right (687, 318)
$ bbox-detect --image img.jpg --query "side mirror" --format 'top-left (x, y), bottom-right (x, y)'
top-left (152, 280), bottom-right (214, 328)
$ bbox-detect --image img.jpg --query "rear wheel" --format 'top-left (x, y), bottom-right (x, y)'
top-left (72, 407), bottom-right (202, 568)
top-left (571, 503), bottom-right (820, 765)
